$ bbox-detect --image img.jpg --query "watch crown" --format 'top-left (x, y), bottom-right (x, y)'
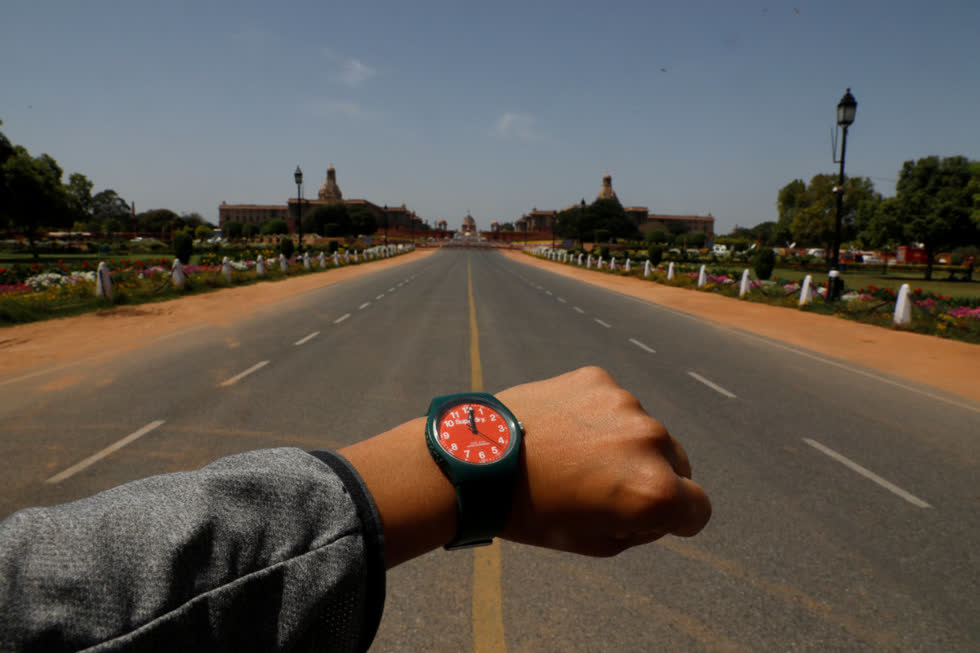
top-left (518, 421), bottom-right (525, 434)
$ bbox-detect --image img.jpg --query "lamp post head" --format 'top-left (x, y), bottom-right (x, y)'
top-left (294, 165), bottom-right (303, 186)
top-left (837, 88), bottom-right (857, 127)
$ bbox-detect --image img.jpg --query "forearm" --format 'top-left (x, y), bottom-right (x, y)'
top-left (0, 448), bottom-right (385, 652)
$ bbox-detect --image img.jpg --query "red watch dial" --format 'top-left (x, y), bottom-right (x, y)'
top-left (436, 402), bottom-right (511, 464)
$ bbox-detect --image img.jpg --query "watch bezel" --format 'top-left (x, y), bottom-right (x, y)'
top-left (425, 392), bottom-right (522, 485)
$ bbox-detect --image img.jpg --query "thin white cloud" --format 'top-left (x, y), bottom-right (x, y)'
top-left (340, 59), bottom-right (376, 87)
top-left (494, 112), bottom-right (543, 142)
top-left (321, 48), bottom-right (377, 87)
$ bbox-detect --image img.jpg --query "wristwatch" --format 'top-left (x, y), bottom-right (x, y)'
top-left (425, 392), bottom-right (524, 549)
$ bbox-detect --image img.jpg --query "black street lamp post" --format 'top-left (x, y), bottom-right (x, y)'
top-left (580, 198), bottom-right (586, 247)
top-left (294, 166), bottom-right (304, 254)
top-left (829, 88), bottom-right (857, 300)
top-left (383, 205), bottom-right (389, 249)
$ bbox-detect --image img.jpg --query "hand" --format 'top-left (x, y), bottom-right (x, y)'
top-left (496, 366), bottom-right (711, 556)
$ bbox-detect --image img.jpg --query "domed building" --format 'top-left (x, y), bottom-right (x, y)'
top-left (460, 213), bottom-right (477, 235)
top-left (597, 173), bottom-right (617, 201)
top-left (318, 166), bottom-right (343, 203)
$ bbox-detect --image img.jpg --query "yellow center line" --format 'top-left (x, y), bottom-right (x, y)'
top-left (468, 259), bottom-right (507, 652)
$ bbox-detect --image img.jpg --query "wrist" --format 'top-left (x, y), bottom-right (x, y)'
top-left (339, 417), bottom-right (458, 567)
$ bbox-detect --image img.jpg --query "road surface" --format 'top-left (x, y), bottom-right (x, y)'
top-left (2, 248), bottom-right (977, 651)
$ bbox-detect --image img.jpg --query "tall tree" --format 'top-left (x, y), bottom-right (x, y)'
top-left (0, 147), bottom-right (71, 257)
top-left (894, 155), bottom-right (978, 279)
top-left (775, 179), bottom-right (806, 245)
top-left (66, 172), bottom-right (94, 221)
top-left (91, 189), bottom-right (130, 223)
top-left (786, 174), bottom-right (878, 256)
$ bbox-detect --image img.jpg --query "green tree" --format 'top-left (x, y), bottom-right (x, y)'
top-left (0, 147), bottom-right (72, 258)
top-left (590, 197), bottom-right (636, 240)
top-left (305, 204), bottom-right (351, 236)
top-left (261, 218), bottom-right (288, 235)
top-left (242, 223), bottom-right (259, 239)
top-left (643, 228), bottom-right (669, 244)
top-left (92, 189), bottom-right (130, 224)
top-left (752, 247), bottom-right (776, 280)
top-left (776, 179), bottom-right (806, 245)
top-left (136, 208), bottom-right (180, 234)
top-left (102, 218), bottom-right (124, 236)
top-left (172, 229), bottom-right (193, 264)
top-left (66, 173), bottom-right (94, 221)
top-left (788, 174), bottom-right (878, 256)
top-left (224, 221), bottom-right (244, 241)
top-left (194, 224), bottom-right (213, 240)
top-left (893, 155), bottom-right (979, 279)
top-left (686, 232), bottom-right (707, 248)
top-left (348, 205), bottom-right (377, 236)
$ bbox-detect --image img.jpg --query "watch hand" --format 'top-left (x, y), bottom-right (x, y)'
top-left (468, 407), bottom-right (477, 433)
top-left (473, 428), bottom-right (499, 446)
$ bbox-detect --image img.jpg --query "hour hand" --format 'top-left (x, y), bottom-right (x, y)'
top-left (467, 407), bottom-right (477, 433)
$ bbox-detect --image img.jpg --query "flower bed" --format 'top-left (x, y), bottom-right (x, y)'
top-left (532, 251), bottom-right (980, 344)
top-left (0, 247), bottom-right (410, 326)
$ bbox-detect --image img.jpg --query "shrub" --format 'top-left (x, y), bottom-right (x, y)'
top-left (752, 247), bottom-right (776, 280)
top-left (173, 230), bottom-right (194, 264)
top-left (280, 237), bottom-right (295, 259)
top-left (261, 218), bottom-right (288, 235)
top-left (326, 240), bottom-right (339, 254)
top-left (647, 244), bottom-right (663, 266)
top-left (242, 223), bottom-right (259, 239)
top-left (594, 229), bottom-right (610, 245)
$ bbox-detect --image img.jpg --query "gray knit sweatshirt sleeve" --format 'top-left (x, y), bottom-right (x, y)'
top-left (0, 448), bottom-right (386, 652)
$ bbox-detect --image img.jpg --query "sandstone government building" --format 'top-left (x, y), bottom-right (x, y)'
top-left (218, 168), bottom-right (714, 240)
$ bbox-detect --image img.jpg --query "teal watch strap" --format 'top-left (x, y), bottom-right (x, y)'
top-left (425, 392), bottom-right (523, 550)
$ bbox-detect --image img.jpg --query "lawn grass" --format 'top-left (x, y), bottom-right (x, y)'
top-left (771, 266), bottom-right (979, 299)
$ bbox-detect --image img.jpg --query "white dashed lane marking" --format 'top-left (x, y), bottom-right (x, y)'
top-left (359, 302), bottom-right (371, 310)
top-left (573, 306), bottom-right (585, 314)
top-left (629, 338), bottom-right (656, 354)
top-left (594, 318), bottom-right (612, 328)
top-left (687, 371), bottom-right (736, 398)
top-left (219, 361), bottom-right (270, 387)
top-left (46, 420), bottom-right (167, 484)
top-left (294, 332), bottom-right (320, 346)
top-left (334, 313), bottom-right (351, 324)
top-left (803, 438), bottom-right (931, 508)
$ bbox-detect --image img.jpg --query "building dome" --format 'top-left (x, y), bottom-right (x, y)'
top-left (318, 166), bottom-right (343, 203)
top-left (597, 173), bottom-right (617, 201)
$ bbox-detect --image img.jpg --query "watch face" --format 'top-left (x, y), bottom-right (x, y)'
top-left (436, 402), bottom-right (512, 464)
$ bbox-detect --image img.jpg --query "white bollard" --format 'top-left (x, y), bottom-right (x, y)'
top-left (222, 256), bottom-right (232, 283)
top-left (333, 252), bottom-right (340, 266)
top-left (354, 251), bottom-right (359, 263)
top-left (172, 258), bottom-right (185, 289)
top-left (893, 283), bottom-right (912, 325)
top-left (587, 255), bottom-right (592, 269)
top-left (319, 251), bottom-right (326, 269)
top-left (578, 253), bottom-right (583, 266)
top-left (799, 275), bottom-right (813, 305)
top-left (95, 261), bottom-right (113, 300)
top-left (279, 254), bottom-right (288, 273)
top-left (667, 262), bottom-right (675, 280)
top-left (303, 253), bottom-right (311, 270)
top-left (625, 258), bottom-right (631, 272)
top-left (644, 260), bottom-right (651, 277)
top-left (610, 257), bottom-right (616, 271)
top-left (597, 256), bottom-right (603, 269)
top-left (697, 265), bottom-right (707, 288)
top-left (256, 255), bottom-right (265, 277)
top-left (739, 269), bottom-right (750, 297)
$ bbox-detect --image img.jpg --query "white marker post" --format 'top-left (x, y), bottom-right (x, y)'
top-left (697, 265), bottom-right (707, 288)
top-left (222, 256), bottom-right (232, 283)
top-left (586, 255), bottom-right (592, 269)
top-left (667, 262), bottom-right (675, 280)
top-left (739, 269), bottom-right (751, 297)
top-left (95, 261), bottom-right (113, 300)
top-left (625, 258), bottom-right (631, 272)
top-left (578, 253), bottom-right (583, 266)
top-left (893, 283), bottom-right (912, 325)
top-left (279, 254), bottom-right (288, 273)
top-left (319, 251), bottom-right (326, 269)
top-left (333, 252), bottom-right (340, 266)
top-left (256, 255), bottom-right (265, 277)
top-left (303, 252), bottom-right (311, 270)
top-left (799, 275), bottom-right (813, 305)
top-left (172, 258), bottom-right (185, 289)
top-left (644, 260), bottom-right (651, 277)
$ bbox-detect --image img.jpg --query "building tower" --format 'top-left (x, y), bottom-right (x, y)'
top-left (597, 173), bottom-right (617, 201)
top-left (318, 166), bottom-right (343, 203)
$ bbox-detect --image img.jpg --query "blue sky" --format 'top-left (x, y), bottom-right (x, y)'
top-left (2, 0), bottom-right (978, 234)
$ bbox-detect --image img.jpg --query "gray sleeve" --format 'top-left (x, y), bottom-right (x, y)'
top-left (0, 448), bottom-right (386, 653)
